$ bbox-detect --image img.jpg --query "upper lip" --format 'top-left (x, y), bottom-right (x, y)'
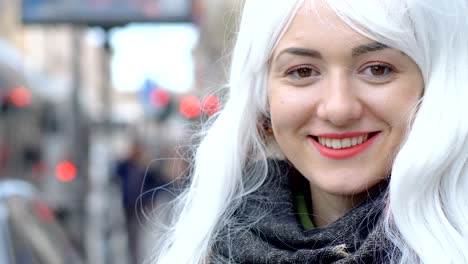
top-left (312, 131), bottom-right (379, 139)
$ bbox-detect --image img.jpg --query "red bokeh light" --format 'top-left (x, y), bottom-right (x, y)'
top-left (150, 88), bottom-right (170, 107)
top-left (10, 87), bottom-right (31, 107)
top-left (179, 96), bottom-right (201, 119)
top-left (55, 161), bottom-right (77, 182)
top-left (32, 161), bottom-right (47, 179)
top-left (202, 95), bottom-right (220, 116)
top-left (34, 202), bottom-right (55, 222)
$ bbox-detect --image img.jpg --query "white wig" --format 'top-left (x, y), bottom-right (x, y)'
top-left (152, 0), bottom-right (468, 263)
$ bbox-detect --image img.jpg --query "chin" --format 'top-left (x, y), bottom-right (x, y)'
top-left (316, 181), bottom-right (365, 196)
top-left (309, 173), bottom-right (385, 197)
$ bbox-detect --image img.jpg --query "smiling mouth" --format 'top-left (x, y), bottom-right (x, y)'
top-left (311, 132), bottom-right (379, 149)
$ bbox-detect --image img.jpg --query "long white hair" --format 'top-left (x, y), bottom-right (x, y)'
top-left (152, 0), bottom-right (468, 263)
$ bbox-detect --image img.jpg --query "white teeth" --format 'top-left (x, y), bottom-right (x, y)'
top-left (357, 136), bottom-right (363, 144)
top-left (332, 140), bottom-right (340, 149)
top-left (316, 135), bottom-right (371, 149)
top-left (342, 138), bottom-right (351, 148)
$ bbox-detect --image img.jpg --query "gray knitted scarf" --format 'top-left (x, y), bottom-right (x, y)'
top-left (212, 161), bottom-right (394, 263)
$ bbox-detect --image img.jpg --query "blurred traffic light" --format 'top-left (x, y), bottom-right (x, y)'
top-left (140, 79), bottom-right (175, 122)
top-left (10, 87), bottom-right (31, 108)
top-left (140, 78), bottom-right (221, 121)
top-left (201, 95), bottom-right (220, 116)
top-left (55, 161), bottom-right (77, 182)
top-left (0, 87), bottom-right (32, 114)
top-left (179, 95), bottom-right (220, 119)
top-left (150, 88), bottom-right (170, 107)
top-left (150, 87), bottom-right (173, 122)
top-left (179, 96), bottom-right (201, 119)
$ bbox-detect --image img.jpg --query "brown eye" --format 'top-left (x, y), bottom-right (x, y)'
top-left (287, 66), bottom-right (319, 79)
top-left (370, 65), bottom-right (388, 76)
top-left (297, 68), bottom-right (312, 77)
top-left (362, 64), bottom-right (394, 79)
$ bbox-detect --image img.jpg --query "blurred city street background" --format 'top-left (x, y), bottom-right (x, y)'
top-left (0, 0), bottom-right (239, 263)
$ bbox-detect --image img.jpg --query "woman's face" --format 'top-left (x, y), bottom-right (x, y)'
top-left (268, 3), bottom-right (423, 197)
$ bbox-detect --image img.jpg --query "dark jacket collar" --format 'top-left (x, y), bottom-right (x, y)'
top-left (212, 160), bottom-right (394, 263)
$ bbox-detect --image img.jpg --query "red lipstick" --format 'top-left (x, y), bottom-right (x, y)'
top-left (310, 132), bottom-right (380, 159)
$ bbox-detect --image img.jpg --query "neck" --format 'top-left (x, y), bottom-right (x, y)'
top-left (309, 185), bottom-right (366, 227)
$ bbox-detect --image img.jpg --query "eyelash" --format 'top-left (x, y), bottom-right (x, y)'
top-left (285, 65), bottom-right (319, 79)
top-left (359, 63), bottom-right (396, 79)
top-left (285, 63), bottom-right (396, 80)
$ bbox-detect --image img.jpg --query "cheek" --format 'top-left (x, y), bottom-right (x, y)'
top-left (269, 89), bottom-right (315, 133)
top-left (270, 100), bottom-right (292, 136)
top-left (368, 83), bottom-right (422, 127)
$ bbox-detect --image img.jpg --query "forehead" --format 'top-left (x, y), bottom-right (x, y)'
top-left (272, 2), bottom-right (373, 58)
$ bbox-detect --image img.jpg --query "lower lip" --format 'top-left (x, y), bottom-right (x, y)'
top-left (310, 132), bottom-right (380, 159)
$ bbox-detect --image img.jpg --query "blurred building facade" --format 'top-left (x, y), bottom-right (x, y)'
top-left (0, 1), bottom-right (117, 262)
top-left (192, 0), bottom-right (241, 93)
top-left (0, 0), bottom-right (243, 263)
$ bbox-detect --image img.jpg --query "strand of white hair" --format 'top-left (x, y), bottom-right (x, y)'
top-left (328, 0), bottom-right (468, 263)
top-left (151, 0), bottom-right (468, 263)
top-left (150, 1), bottom-right (299, 263)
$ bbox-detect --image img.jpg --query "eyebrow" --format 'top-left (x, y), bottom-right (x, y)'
top-left (273, 42), bottom-right (389, 62)
top-left (274, 47), bottom-right (322, 61)
top-left (351, 42), bottom-right (389, 57)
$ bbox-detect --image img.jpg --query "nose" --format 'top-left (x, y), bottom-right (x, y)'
top-left (316, 75), bottom-right (363, 126)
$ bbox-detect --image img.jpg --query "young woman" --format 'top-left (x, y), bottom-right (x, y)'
top-left (152, 0), bottom-right (468, 263)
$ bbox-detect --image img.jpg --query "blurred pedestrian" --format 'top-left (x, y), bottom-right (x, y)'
top-left (114, 140), bottom-right (166, 263)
